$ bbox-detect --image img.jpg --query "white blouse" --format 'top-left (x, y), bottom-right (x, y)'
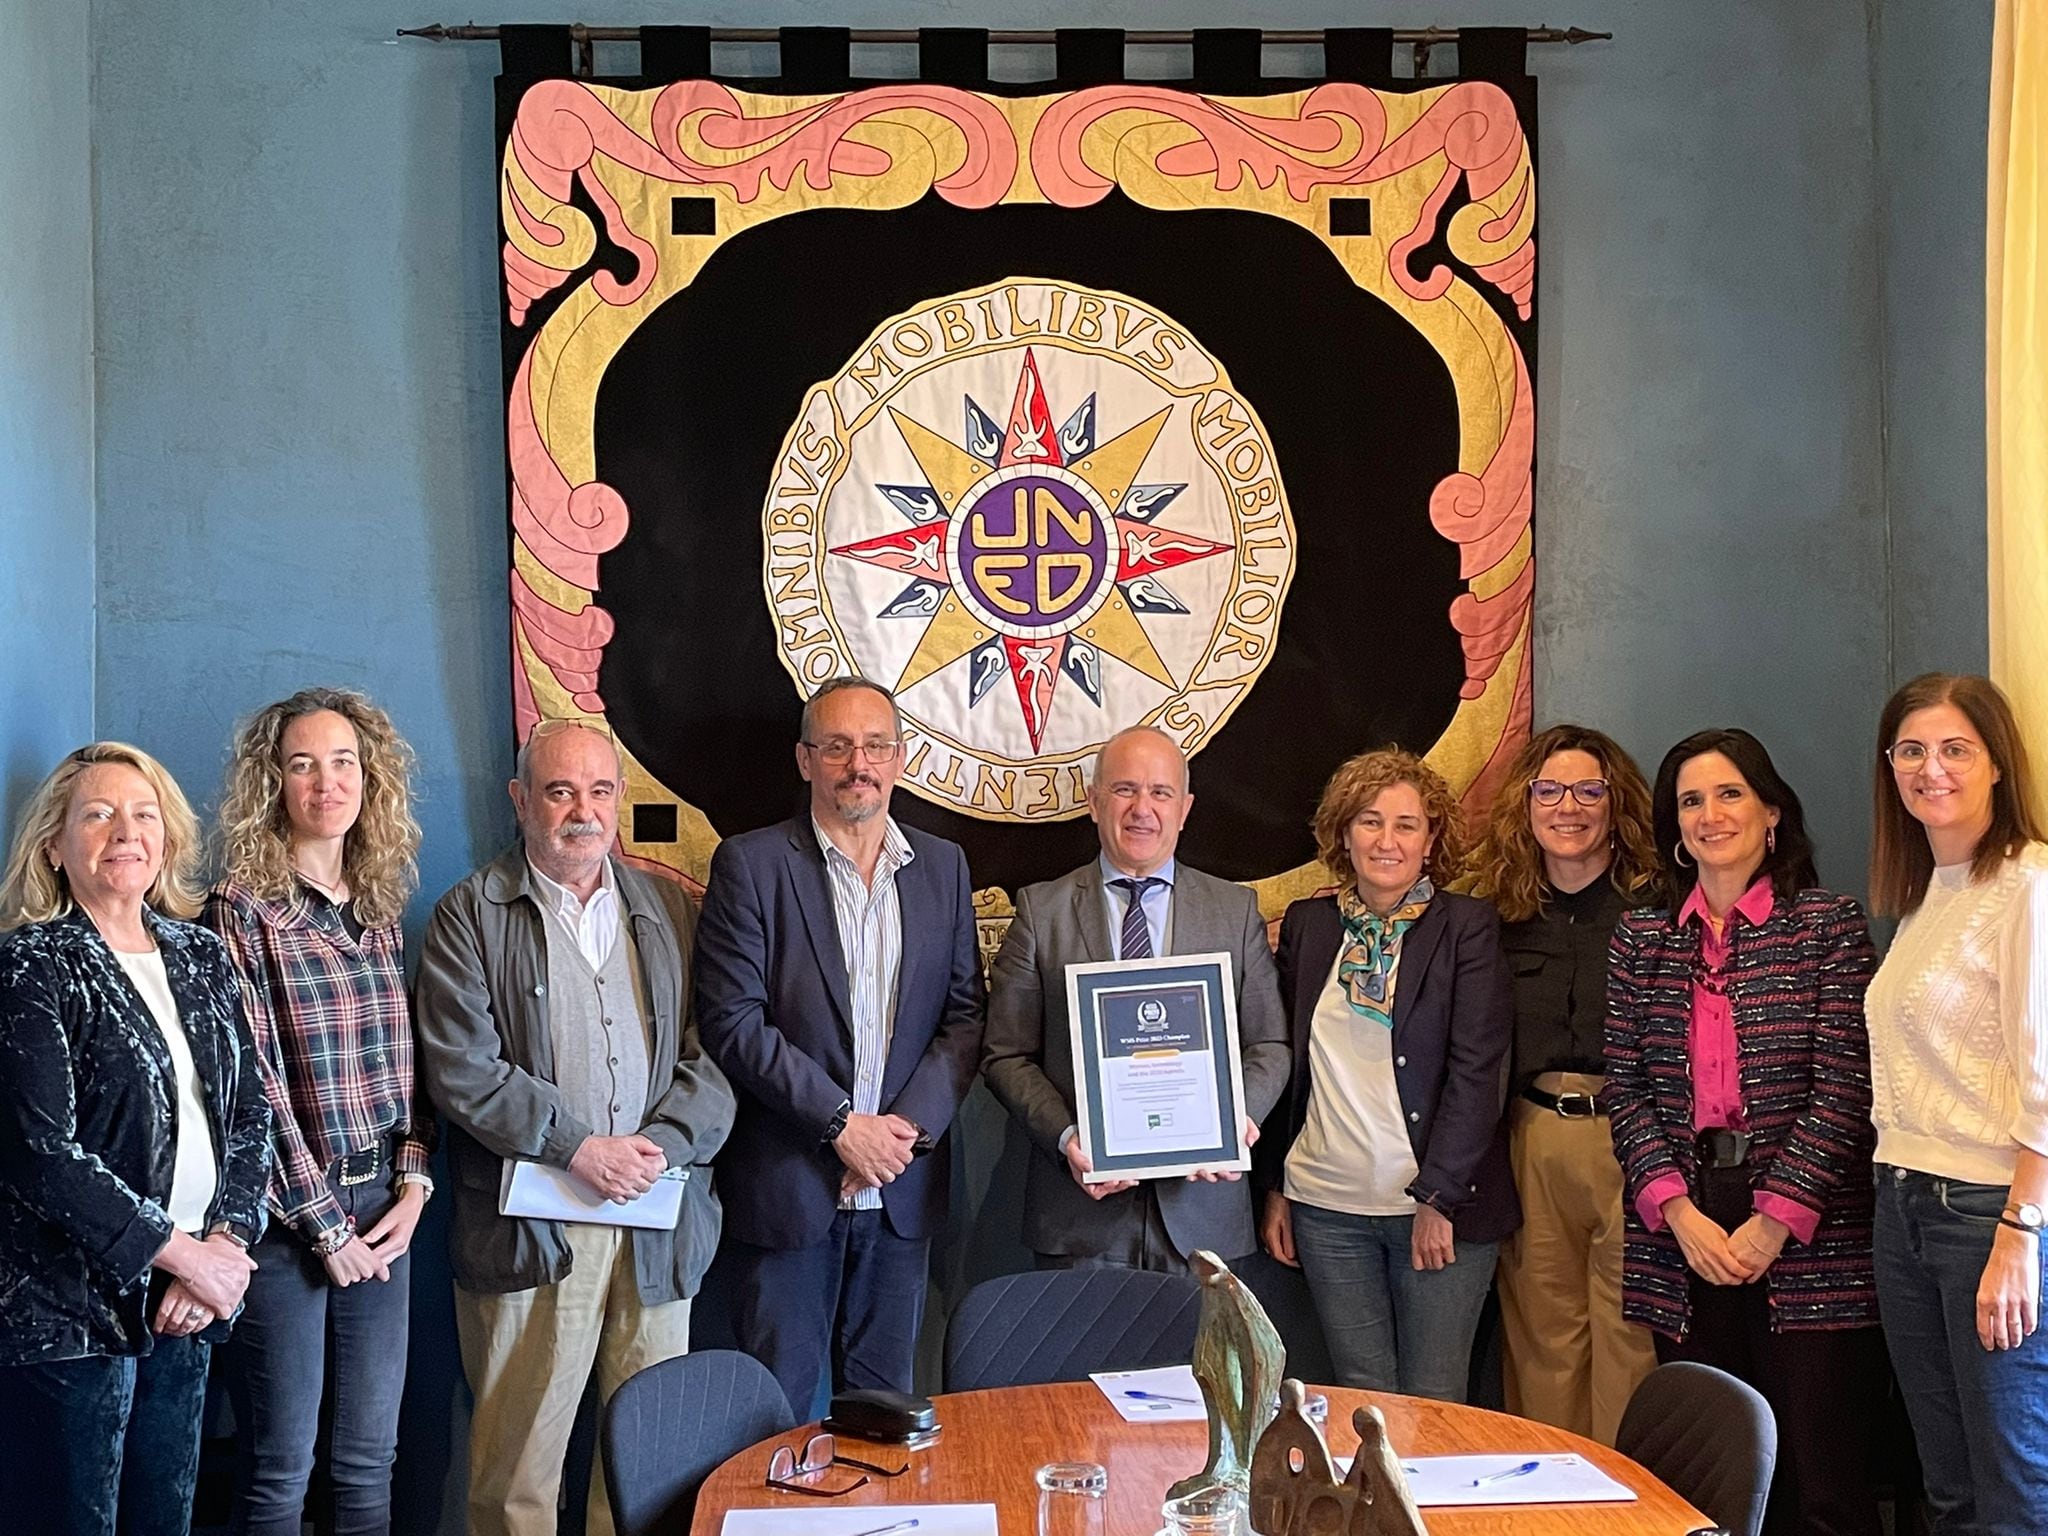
top-left (1867, 841), bottom-right (2048, 1186)
top-left (1284, 950), bottom-right (1419, 1216)
top-left (113, 947), bottom-right (219, 1232)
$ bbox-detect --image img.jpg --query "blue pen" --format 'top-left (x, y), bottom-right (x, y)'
top-left (846, 1520), bottom-right (920, 1536)
top-left (1469, 1460), bottom-right (1542, 1488)
top-left (1124, 1389), bottom-right (1202, 1405)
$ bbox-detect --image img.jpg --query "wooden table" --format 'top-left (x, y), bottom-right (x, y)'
top-left (690, 1381), bottom-right (1709, 1534)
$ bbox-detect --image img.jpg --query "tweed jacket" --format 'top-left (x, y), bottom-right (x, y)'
top-left (0, 909), bottom-right (271, 1366)
top-left (415, 848), bottom-right (736, 1303)
top-left (1603, 887), bottom-right (1879, 1339)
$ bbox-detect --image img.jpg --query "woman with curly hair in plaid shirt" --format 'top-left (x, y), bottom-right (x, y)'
top-left (205, 688), bottom-right (434, 1536)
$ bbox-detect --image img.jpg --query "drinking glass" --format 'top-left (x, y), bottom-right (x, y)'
top-left (1034, 1461), bottom-right (1107, 1536)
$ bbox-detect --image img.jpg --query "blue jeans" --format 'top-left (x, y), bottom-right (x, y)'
top-left (1875, 1166), bottom-right (2048, 1535)
top-left (220, 1168), bottom-right (412, 1536)
top-left (0, 1330), bottom-right (211, 1536)
top-left (1289, 1202), bottom-right (1498, 1401)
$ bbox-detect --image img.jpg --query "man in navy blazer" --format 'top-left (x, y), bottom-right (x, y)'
top-left (695, 677), bottom-right (984, 1415)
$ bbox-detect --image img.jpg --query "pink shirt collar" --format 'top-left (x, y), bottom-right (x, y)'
top-left (1678, 874), bottom-right (1775, 930)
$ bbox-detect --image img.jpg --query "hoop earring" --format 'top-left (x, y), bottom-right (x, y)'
top-left (1672, 840), bottom-right (1694, 869)
top-left (1766, 826), bottom-right (1777, 855)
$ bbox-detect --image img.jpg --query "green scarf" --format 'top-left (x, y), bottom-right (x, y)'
top-left (1337, 877), bottom-right (1434, 1028)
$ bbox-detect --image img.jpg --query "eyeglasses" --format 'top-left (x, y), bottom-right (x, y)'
top-left (801, 738), bottom-right (903, 766)
top-left (764, 1433), bottom-right (907, 1497)
top-left (1527, 778), bottom-right (1610, 808)
top-left (1885, 739), bottom-right (1982, 772)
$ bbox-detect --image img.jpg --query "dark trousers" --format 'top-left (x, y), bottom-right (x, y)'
top-left (220, 1169), bottom-right (411, 1536)
top-left (725, 1208), bottom-right (930, 1420)
top-left (1034, 1184), bottom-right (1184, 1271)
top-left (1660, 1165), bottom-right (1885, 1536)
top-left (0, 1330), bottom-right (211, 1536)
top-left (1875, 1167), bottom-right (2048, 1536)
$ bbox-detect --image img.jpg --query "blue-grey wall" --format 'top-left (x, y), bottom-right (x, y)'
top-left (0, 1), bottom-right (1995, 1530)
top-left (0, 0), bottom-right (94, 828)
top-left (1876, 0), bottom-right (1994, 684)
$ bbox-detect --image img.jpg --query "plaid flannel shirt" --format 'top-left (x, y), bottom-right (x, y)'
top-left (204, 879), bottom-right (435, 1244)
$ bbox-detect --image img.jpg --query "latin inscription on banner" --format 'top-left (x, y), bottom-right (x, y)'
top-left (763, 279), bottom-right (1298, 822)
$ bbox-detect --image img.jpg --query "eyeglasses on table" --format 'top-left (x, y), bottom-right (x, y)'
top-left (764, 1432), bottom-right (909, 1496)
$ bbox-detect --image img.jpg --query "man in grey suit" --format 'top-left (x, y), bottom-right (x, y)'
top-left (982, 725), bottom-right (1290, 1269)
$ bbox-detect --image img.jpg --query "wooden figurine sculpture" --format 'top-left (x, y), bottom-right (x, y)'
top-left (1166, 1250), bottom-right (1285, 1501)
top-left (1249, 1383), bottom-right (1428, 1536)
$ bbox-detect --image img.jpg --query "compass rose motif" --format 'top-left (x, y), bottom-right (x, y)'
top-left (827, 347), bottom-right (1233, 751)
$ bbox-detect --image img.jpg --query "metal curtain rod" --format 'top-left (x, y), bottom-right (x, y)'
top-left (398, 24), bottom-right (1611, 46)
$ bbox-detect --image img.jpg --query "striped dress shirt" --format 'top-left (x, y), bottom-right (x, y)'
top-left (814, 816), bottom-right (914, 1212)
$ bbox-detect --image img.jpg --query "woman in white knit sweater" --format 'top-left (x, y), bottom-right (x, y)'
top-left (1867, 672), bottom-right (2048, 1535)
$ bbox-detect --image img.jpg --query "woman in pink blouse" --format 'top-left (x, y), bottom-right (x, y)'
top-left (205, 688), bottom-right (431, 1536)
top-left (1603, 728), bottom-right (1884, 1536)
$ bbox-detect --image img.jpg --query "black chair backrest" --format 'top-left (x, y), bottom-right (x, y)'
top-left (944, 1268), bottom-right (1203, 1393)
top-left (1615, 1361), bottom-right (1777, 1536)
top-left (603, 1349), bottom-right (793, 1536)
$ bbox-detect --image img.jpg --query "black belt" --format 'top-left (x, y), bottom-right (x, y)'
top-left (1695, 1127), bottom-right (1753, 1169)
top-left (1521, 1085), bottom-right (1601, 1119)
top-left (334, 1141), bottom-right (388, 1187)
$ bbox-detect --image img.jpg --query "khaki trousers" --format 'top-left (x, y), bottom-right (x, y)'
top-left (1497, 1075), bottom-right (1656, 1445)
top-left (454, 1224), bottom-right (691, 1536)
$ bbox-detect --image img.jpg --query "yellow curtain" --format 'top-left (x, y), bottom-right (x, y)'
top-left (1989, 0), bottom-right (2048, 792)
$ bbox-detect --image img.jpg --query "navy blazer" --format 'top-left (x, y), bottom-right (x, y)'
top-left (1258, 891), bottom-right (1520, 1244)
top-left (0, 909), bottom-right (270, 1365)
top-left (694, 817), bottom-right (986, 1249)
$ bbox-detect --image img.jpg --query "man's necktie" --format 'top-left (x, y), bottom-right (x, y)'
top-left (1110, 876), bottom-right (1163, 960)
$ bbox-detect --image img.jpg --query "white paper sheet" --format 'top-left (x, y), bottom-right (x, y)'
top-left (721, 1503), bottom-right (998, 1536)
top-left (1089, 1364), bottom-right (1205, 1422)
top-left (498, 1160), bottom-right (686, 1229)
top-left (1336, 1451), bottom-right (1638, 1507)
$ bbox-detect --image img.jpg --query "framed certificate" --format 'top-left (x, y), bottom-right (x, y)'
top-left (1065, 951), bottom-right (1250, 1183)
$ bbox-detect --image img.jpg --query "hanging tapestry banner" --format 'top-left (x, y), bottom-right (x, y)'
top-left (495, 53), bottom-right (1537, 933)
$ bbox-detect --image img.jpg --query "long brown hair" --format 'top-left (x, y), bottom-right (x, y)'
top-left (1870, 673), bottom-right (2044, 916)
top-left (216, 688), bottom-right (422, 927)
top-left (1311, 747), bottom-right (1470, 889)
top-left (1473, 724), bottom-right (1660, 922)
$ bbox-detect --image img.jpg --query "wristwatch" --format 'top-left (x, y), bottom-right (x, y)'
top-left (2000, 1201), bottom-right (2045, 1237)
top-left (822, 1099), bottom-right (853, 1144)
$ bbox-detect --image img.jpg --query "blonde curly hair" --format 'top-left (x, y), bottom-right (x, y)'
top-left (1472, 724), bottom-right (1661, 923)
top-left (0, 742), bottom-right (206, 928)
top-left (1311, 747), bottom-right (1469, 889)
top-left (216, 688), bottom-right (421, 928)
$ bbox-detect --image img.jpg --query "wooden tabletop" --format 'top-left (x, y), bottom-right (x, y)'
top-left (690, 1381), bottom-right (1709, 1535)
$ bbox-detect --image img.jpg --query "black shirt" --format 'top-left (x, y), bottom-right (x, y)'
top-left (1499, 877), bottom-right (1626, 1094)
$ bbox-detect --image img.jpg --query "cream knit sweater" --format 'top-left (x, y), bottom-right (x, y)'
top-left (1868, 842), bottom-right (2048, 1185)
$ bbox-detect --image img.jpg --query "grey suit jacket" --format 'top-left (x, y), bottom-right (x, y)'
top-left (981, 860), bottom-right (1290, 1261)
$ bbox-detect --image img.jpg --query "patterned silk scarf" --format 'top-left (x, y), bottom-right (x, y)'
top-left (1337, 877), bottom-right (1434, 1028)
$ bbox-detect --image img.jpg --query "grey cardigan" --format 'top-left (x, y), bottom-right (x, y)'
top-left (414, 847), bottom-right (736, 1302)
